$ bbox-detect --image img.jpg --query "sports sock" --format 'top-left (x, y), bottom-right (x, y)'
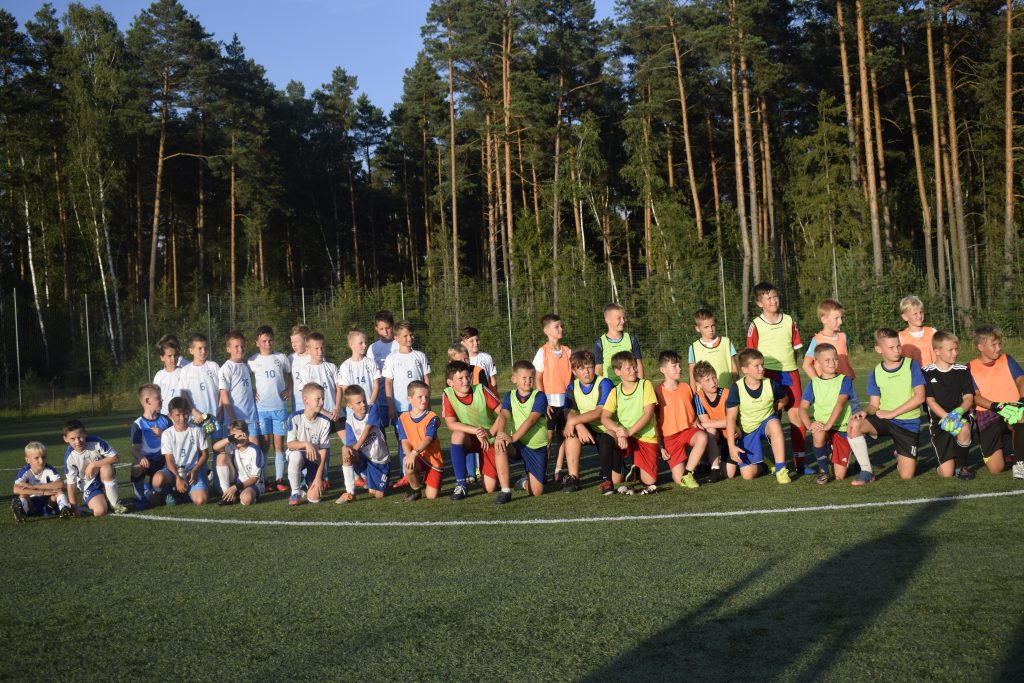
top-left (501, 487), bottom-right (511, 493)
top-left (953, 442), bottom-right (969, 470)
top-left (103, 479), bottom-right (119, 507)
top-left (131, 476), bottom-right (146, 500)
top-left (790, 423), bottom-right (806, 453)
top-left (848, 435), bottom-right (873, 473)
top-left (343, 465), bottom-right (356, 495)
top-left (813, 445), bottom-right (830, 475)
top-left (468, 452), bottom-right (480, 475)
top-left (450, 443), bottom-right (467, 486)
top-left (216, 465), bottom-right (232, 492)
top-left (287, 453), bottom-right (303, 494)
top-left (275, 452), bottom-right (286, 482)
top-left (56, 493), bottom-right (69, 509)
top-left (774, 462), bottom-right (787, 474)
top-left (19, 497), bottom-right (29, 513)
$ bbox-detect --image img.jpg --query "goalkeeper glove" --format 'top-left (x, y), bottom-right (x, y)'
top-left (997, 402), bottom-right (1024, 425)
top-left (199, 413), bottom-right (217, 435)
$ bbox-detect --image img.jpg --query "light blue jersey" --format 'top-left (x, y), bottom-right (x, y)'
top-left (248, 352), bottom-right (291, 412)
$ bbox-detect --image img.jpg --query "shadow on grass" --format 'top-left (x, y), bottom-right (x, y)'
top-left (998, 614), bottom-right (1024, 680)
top-left (583, 500), bottom-right (952, 681)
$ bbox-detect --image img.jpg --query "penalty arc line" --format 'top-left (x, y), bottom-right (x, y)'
top-left (114, 489), bottom-right (1024, 529)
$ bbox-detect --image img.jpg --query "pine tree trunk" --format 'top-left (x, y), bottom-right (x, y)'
top-left (729, 0), bottom-right (751, 304)
top-left (760, 97), bottom-right (777, 258)
top-left (870, 66), bottom-right (893, 248)
top-left (197, 113), bottom-right (206, 289)
top-left (51, 148), bottom-right (70, 312)
top-left (1004, 0), bottom-right (1015, 289)
top-left (855, 0), bottom-right (883, 276)
top-left (148, 82), bottom-right (169, 313)
top-left (347, 164), bottom-right (360, 287)
top-left (926, 3), bottom-right (947, 295)
top-left (502, 7), bottom-right (516, 307)
top-left (551, 72), bottom-right (564, 310)
top-left (836, 0), bottom-right (861, 187)
top-left (485, 117), bottom-right (499, 306)
top-left (707, 116), bottom-right (722, 242)
top-left (229, 132), bottom-right (237, 322)
top-left (668, 14), bottom-right (703, 239)
top-left (666, 146), bottom-right (675, 189)
top-left (19, 155), bottom-right (48, 363)
top-left (903, 52), bottom-right (935, 293)
top-left (942, 3), bottom-right (971, 309)
top-left (740, 33), bottom-right (760, 282)
top-left (447, 17), bottom-right (460, 319)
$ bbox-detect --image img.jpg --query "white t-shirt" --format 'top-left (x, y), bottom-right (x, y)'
top-left (289, 353), bottom-right (310, 410)
top-left (368, 340), bottom-right (399, 406)
top-left (344, 406), bottom-right (389, 464)
top-left (161, 425), bottom-right (209, 472)
top-left (532, 346), bottom-right (568, 407)
top-left (286, 411), bottom-right (332, 460)
top-left (248, 352), bottom-right (291, 412)
top-left (63, 437), bottom-right (117, 492)
top-left (301, 361), bottom-right (340, 413)
top-left (14, 464), bottom-right (62, 496)
top-left (218, 359), bottom-right (256, 422)
top-left (179, 361), bottom-right (221, 415)
top-left (469, 352), bottom-right (497, 383)
top-left (382, 350), bottom-right (431, 412)
top-left (337, 357), bottom-right (380, 418)
top-left (226, 442), bottom-right (265, 485)
top-left (153, 367), bottom-right (183, 413)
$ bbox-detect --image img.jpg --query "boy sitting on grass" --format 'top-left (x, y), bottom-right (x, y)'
top-left (601, 351), bottom-right (660, 495)
top-left (563, 349), bottom-right (617, 493)
top-left (336, 385), bottom-right (390, 503)
top-left (12, 441), bottom-right (71, 522)
top-left (162, 397), bottom-right (211, 506)
top-left (399, 382), bottom-right (445, 502)
top-left (693, 361), bottom-right (731, 481)
top-left (724, 349), bottom-right (791, 484)
top-left (655, 351), bottom-right (709, 490)
top-left (213, 420), bottom-right (265, 506)
top-left (63, 419), bottom-right (127, 516)
top-left (494, 361), bottom-right (549, 498)
top-left (285, 383), bottom-right (332, 506)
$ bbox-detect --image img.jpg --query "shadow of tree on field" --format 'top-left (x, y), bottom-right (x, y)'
top-left (583, 501), bottom-right (952, 682)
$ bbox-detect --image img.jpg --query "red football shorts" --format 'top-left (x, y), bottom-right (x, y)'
top-left (627, 438), bottom-right (660, 478)
top-left (663, 426), bottom-right (701, 469)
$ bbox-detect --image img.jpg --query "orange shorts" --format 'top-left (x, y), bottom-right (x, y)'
top-left (663, 426), bottom-right (702, 469)
top-left (627, 438), bottom-right (660, 478)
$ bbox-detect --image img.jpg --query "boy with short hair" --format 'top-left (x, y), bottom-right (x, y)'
top-left (383, 321), bottom-right (431, 487)
top-left (248, 325), bottom-right (291, 496)
top-left (399, 382), bottom-right (445, 501)
top-left (63, 419), bottom-right (126, 516)
top-left (12, 442), bottom-right (71, 522)
top-left (725, 349), bottom-right (792, 483)
top-left (924, 331), bottom-right (975, 480)
top-left (288, 325), bottom-right (311, 411)
top-left (336, 385), bottom-right (390, 503)
top-left (594, 303), bottom-right (643, 383)
top-left (213, 420), bottom-right (265, 506)
top-left (299, 332), bottom-right (342, 487)
top-left (180, 333), bottom-right (222, 436)
top-left (848, 329), bottom-right (926, 480)
top-left (460, 326), bottom-right (498, 391)
top-left (448, 343), bottom-right (489, 386)
top-left (898, 295), bottom-right (938, 368)
top-left (153, 335), bottom-right (183, 414)
top-left (129, 383), bottom-right (173, 510)
top-left (564, 349), bottom-right (617, 493)
top-left (656, 351), bottom-right (709, 489)
top-left (802, 299), bottom-right (856, 383)
top-left (798, 343), bottom-right (873, 485)
top-left (494, 361), bottom-right (549, 497)
top-left (688, 308), bottom-right (737, 390)
top-left (219, 331), bottom-right (259, 437)
top-left (367, 311), bottom-right (399, 430)
top-left (162, 396), bottom-right (210, 506)
top-left (601, 351), bottom-right (660, 495)
top-left (532, 313), bottom-right (572, 484)
top-left (443, 360), bottom-right (513, 503)
top-left (969, 325), bottom-right (1024, 475)
top-left (693, 361), bottom-right (731, 480)
top-left (285, 383), bottom-right (332, 505)
top-left (746, 282), bottom-right (806, 471)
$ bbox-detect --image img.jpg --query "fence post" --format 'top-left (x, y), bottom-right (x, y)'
top-left (400, 282), bottom-right (406, 320)
top-left (945, 238), bottom-right (956, 336)
top-left (505, 278), bottom-right (514, 367)
top-left (206, 293), bottom-right (212, 345)
top-left (13, 290), bottom-right (22, 413)
top-left (831, 245), bottom-right (839, 300)
top-left (84, 294), bottom-right (94, 412)
top-left (301, 287), bottom-right (307, 325)
top-left (718, 254), bottom-right (729, 341)
top-left (143, 299), bottom-right (151, 379)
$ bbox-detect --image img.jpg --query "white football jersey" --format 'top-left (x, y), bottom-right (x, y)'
top-left (301, 361), bottom-right (340, 413)
top-left (153, 367), bottom-right (183, 413)
top-left (337, 357), bottom-right (380, 418)
top-left (289, 353), bottom-right (310, 410)
top-left (367, 340), bottom-right (398, 406)
top-left (179, 361), bottom-right (221, 415)
top-left (248, 352), bottom-right (291, 411)
top-left (286, 411), bottom-right (332, 459)
top-left (227, 443), bottom-right (265, 484)
top-left (218, 359), bottom-right (257, 422)
top-left (160, 425), bottom-right (209, 471)
top-left (382, 350), bottom-right (431, 412)
top-left (64, 437), bottom-right (117, 492)
top-left (469, 351), bottom-right (497, 383)
top-left (14, 464), bottom-right (62, 496)
top-left (344, 406), bottom-right (389, 464)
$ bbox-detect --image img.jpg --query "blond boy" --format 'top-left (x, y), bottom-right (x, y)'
top-left (12, 442), bottom-right (71, 521)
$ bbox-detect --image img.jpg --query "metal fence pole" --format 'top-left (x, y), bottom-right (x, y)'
top-left (400, 282), bottom-right (406, 320)
top-left (301, 287), bottom-right (307, 325)
top-left (831, 245), bottom-right (839, 300)
top-left (505, 278), bottom-right (514, 367)
top-left (945, 239), bottom-right (956, 336)
top-left (718, 254), bottom-right (729, 341)
top-left (13, 290), bottom-right (22, 413)
top-left (143, 299), bottom-right (151, 379)
top-left (207, 293), bottom-right (212, 345)
top-left (84, 294), bottom-right (94, 411)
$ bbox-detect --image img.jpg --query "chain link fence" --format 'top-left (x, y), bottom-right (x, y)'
top-left (1, 241), bottom-right (1018, 414)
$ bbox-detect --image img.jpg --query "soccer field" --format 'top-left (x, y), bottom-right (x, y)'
top-left (3, 407), bottom-right (1024, 681)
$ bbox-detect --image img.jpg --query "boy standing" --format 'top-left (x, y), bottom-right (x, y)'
top-left (594, 303), bottom-right (643, 383)
top-left (219, 331), bottom-right (259, 437)
top-left (63, 419), bottom-right (126, 516)
top-left (299, 331), bottom-right (343, 481)
top-left (601, 351), bottom-right (660, 495)
top-left (288, 324), bottom-right (311, 411)
top-left (460, 326), bottom-right (499, 392)
top-left (12, 442), bottom-right (71, 521)
top-left (746, 282), bottom-right (806, 471)
top-left (383, 321), bottom-right (431, 486)
top-left (725, 349), bottom-right (792, 483)
top-left (162, 397), bottom-right (210, 506)
top-left (693, 361), bottom-right (731, 480)
top-left (180, 333), bottom-right (222, 436)
top-left (129, 384), bottom-right (173, 509)
top-left (532, 314), bottom-right (572, 483)
top-left (969, 325), bottom-right (1024, 475)
top-left (442, 360), bottom-right (513, 503)
top-left (688, 308), bottom-right (737, 390)
top-left (367, 311), bottom-right (399, 432)
top-left (656, 351), bottom-right (709, 489)
top-left (802, 299), bottom-right (856, 383)
top-left (400, 382), bottom-right (445, 501)
top-left (563, 350), bottom-right (617, 493)
top-left (213, 421), bottom-right (265, 506)
top-left (848, 329), bottom-right (926, 480)
top-left (285, 383), bottom-right (332, 505)
top-left (248, 325), bottom-right (291, 495)
top-left (448, 343), bottom-right (489, 386)
top-left (898, 295), bottom-right (938, 368)
top-left (495, 361), bottom-right (549, 497)
top-left (153, 336), bottom-right (183, 414)
top-left (924, 331), bottom-right (975, 480)
top-left (336, 385), bottom-right (390, 503)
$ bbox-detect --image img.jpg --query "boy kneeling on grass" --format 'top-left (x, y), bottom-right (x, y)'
top-left (285, 383), bottom-right (332, 506)
top-left (336, 385), bottom-right (391, 503)
top-left (601, 351), bottom-right (660, 495)
top-left (213, 420), bottom-right (265, 506)
top-left (399, 382), bottom-right (445, 502)
top-left (12, 441), bottom-right (71, 522)
top-left (494, 361), bottom-right (549, 498)
top-left (725, 349), bottom-right (791, 484)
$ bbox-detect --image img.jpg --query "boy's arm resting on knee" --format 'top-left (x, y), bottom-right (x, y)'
top-left (444, 416), bottom-right (482, 435)
top-left (725, 407), bottom-right (741, 453)
top-left (286, 439), bottom-right (307, 451)
top-left (600, 409), bottom-right (621, 436)
top-left (798, 400), bottom-right (813, 430)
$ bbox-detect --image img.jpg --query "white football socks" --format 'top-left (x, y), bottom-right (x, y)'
top-left (849, 435), bottom-right (873, 473)
top-left (343, 465), bottom-right (356, 495)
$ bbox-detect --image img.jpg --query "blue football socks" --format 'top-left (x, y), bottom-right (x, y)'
top-left (450, 443), bottom-right (467, 486)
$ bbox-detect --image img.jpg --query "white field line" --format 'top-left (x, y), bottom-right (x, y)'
top-left (0, 463), bottom-right (131, 472)
top-left (113, 489), bottom-right (1024, 529)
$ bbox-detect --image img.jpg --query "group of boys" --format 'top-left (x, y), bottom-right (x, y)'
top-left (12, 285), bottom-right (1024, 521)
